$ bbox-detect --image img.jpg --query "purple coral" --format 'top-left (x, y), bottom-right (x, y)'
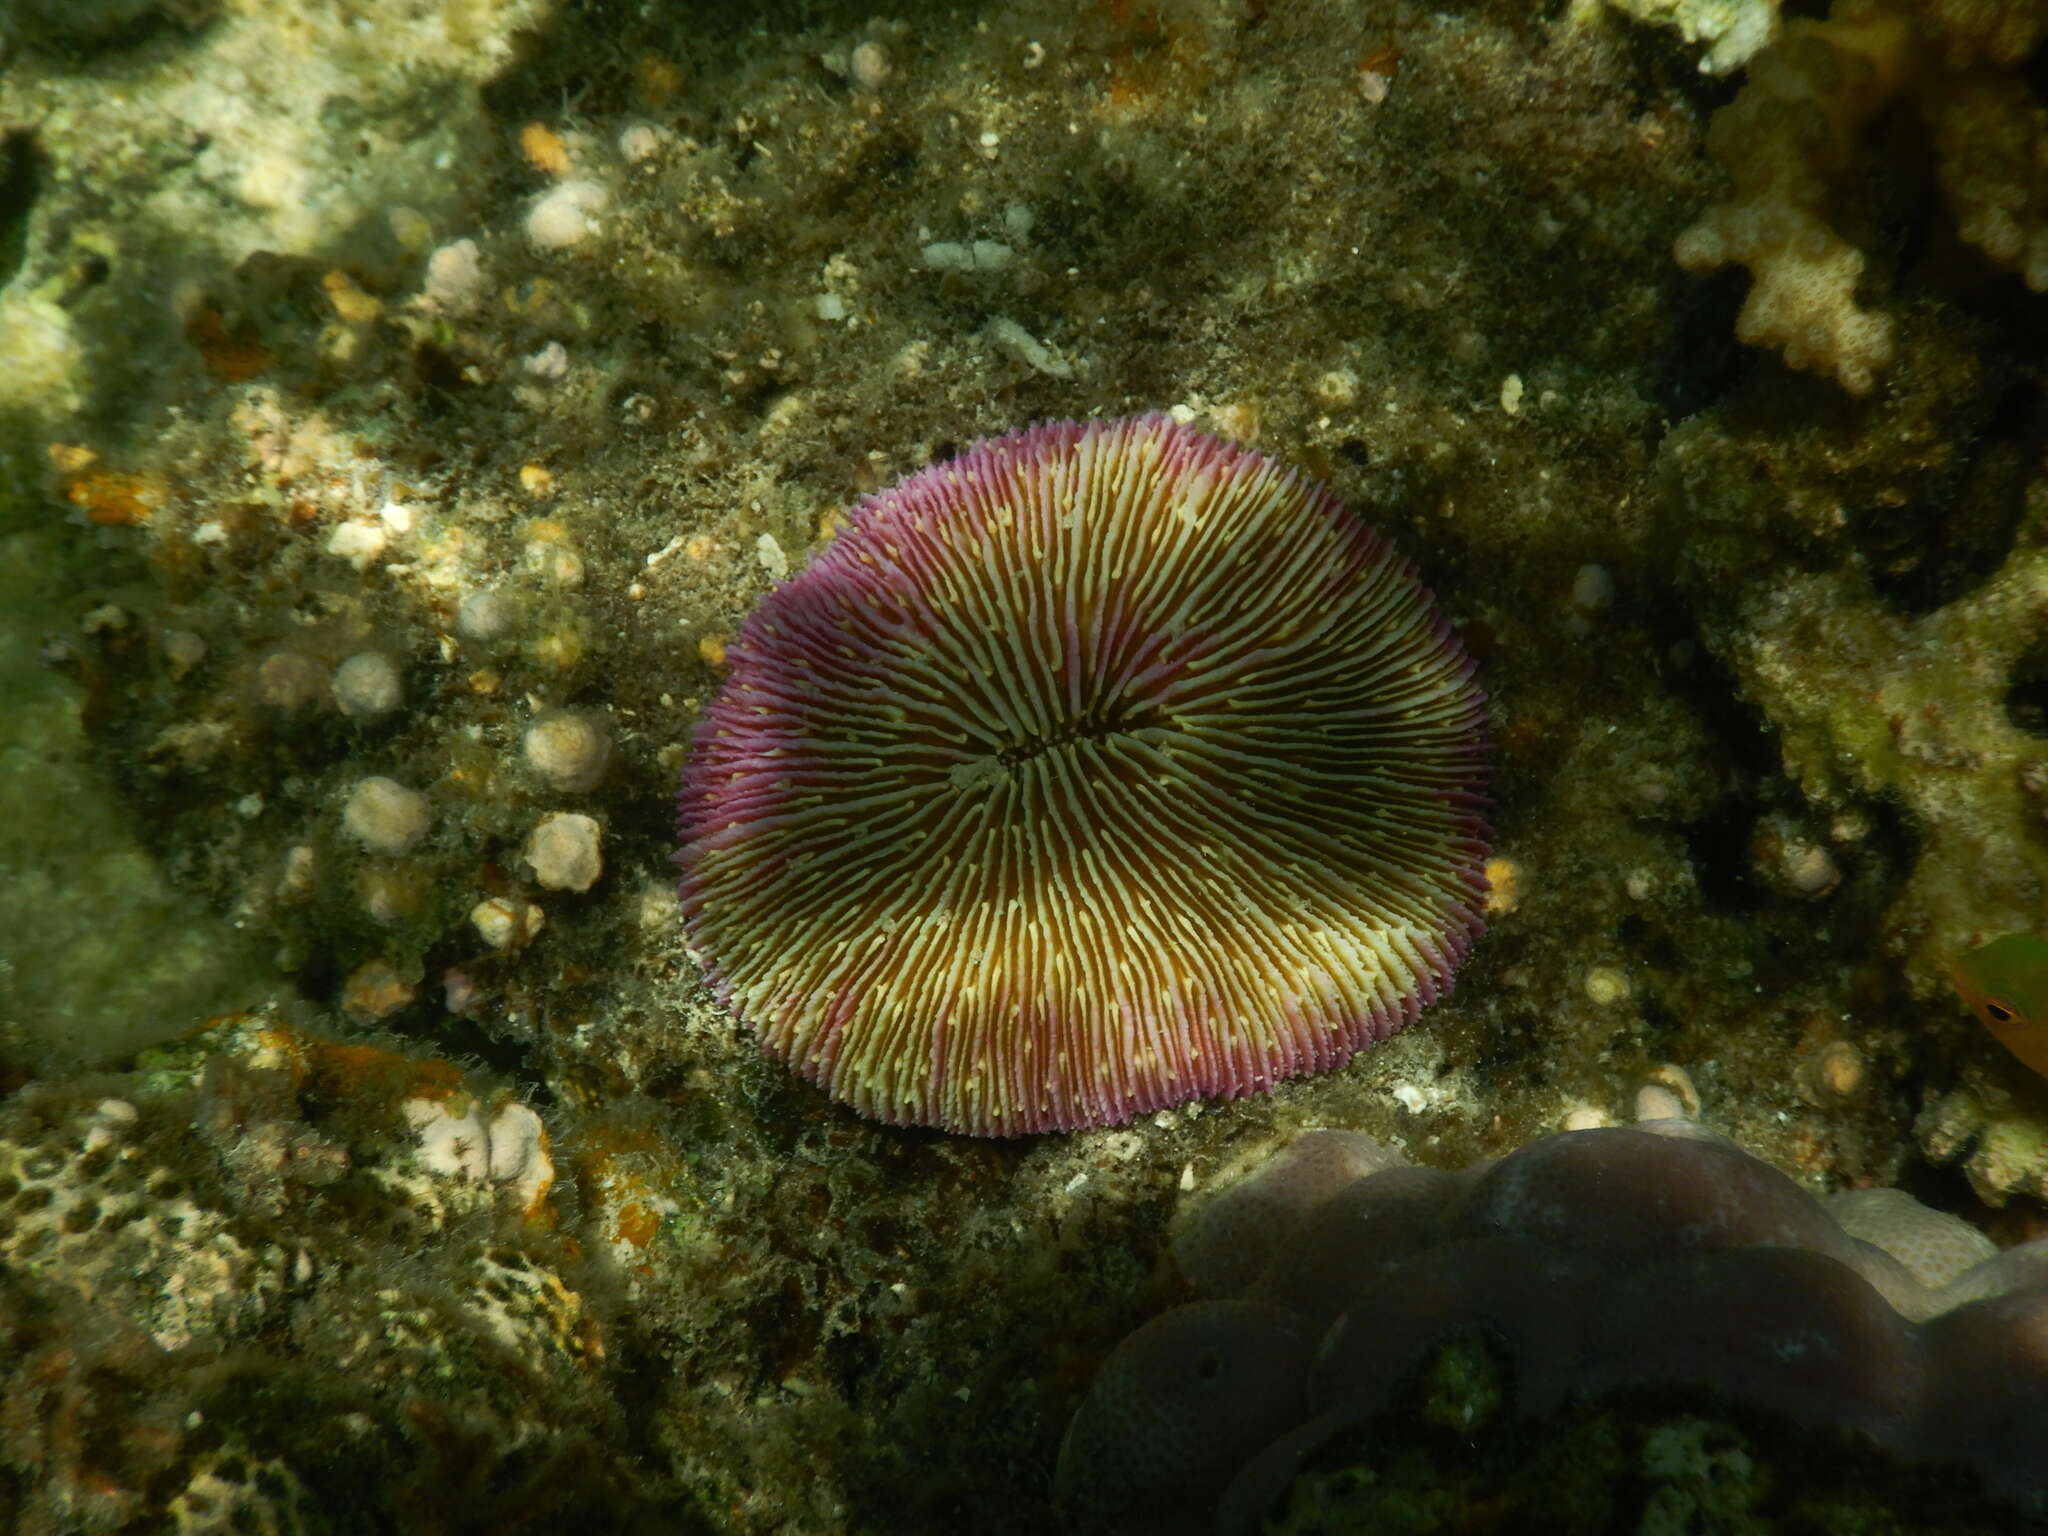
top-left (676, 414), bottom-right (1489, 1136)
top-left (1057, 1121), bottom-right (2048, 1532)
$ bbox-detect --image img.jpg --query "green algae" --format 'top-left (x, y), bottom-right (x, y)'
top-left (0, 521), bottom-right (270, 1074)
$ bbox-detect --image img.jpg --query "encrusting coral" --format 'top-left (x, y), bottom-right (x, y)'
top-left (0, 1008), bottom-right (665, 1535)
top-left (1710, 521), bottom-right (2048, 1006)
top-left (1675, 0), bottom-right (2047, 391)
top-left (1058, 1119), bottom-right (2048, 1534)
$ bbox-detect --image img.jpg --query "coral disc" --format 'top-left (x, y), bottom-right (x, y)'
top-left (676, 414), bottom-right (1489, 1136)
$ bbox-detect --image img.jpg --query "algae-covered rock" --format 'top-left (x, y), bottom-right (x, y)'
top-left (6, 0), bottom-right (2048, 1530)
top-left (0, 1007), bottom-right (677, 1533)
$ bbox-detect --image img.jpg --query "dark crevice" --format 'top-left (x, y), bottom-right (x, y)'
top-left (2008, 630), bottom-right (2048, 738)
top-left (1639, 587), bottom-right (1800, 918)
top-left (1636, 988), bottom-right (1684, 1047)
top-left (1862, 381), bottom-right (2043, 616)
top-left (0, 130), bottom-right (47, 290)
top-left (1683, 793), bottom-right (1766, 914)
top-left (1618, 913), bottom-right (1683, 975)
top-left (3, 0), bottom-right (219, 60)
top-left (1651, 265), bottom-right (1748, 427)
top-left (404, 993), bottom-right (548, 1092)
top-left (1643, 583), bottom-right (1782, 784)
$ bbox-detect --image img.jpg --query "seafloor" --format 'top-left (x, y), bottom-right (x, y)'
top-left (1, 0), bottom-right (2046, 1531)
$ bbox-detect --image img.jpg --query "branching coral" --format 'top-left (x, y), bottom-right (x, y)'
top-left (1673, 4), bottom-right (1912, 393)
top-left (1600, 0), bottom-right (1785, 73)
top-left (1662, 383), bottom-right (2048, 1009)
top-left (1926, 71), bottom-right (2048, 290)
top-left (1676, 0), bottom-right (2047, 391)
top-left (1657, 283), bottom-right (2048, 1201)
top-left (1905, 0), bottom-right (2043, 66)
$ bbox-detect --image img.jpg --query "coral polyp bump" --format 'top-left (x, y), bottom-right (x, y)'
top-left (675, 414), bottom-right (1489, 1136)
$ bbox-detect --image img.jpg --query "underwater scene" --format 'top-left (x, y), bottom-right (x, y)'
top-left (3, 0), bottom-right (2048, 1531)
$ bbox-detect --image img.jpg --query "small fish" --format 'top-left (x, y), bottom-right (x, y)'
top-left (1950, 933), bottom-right (2048, 1079)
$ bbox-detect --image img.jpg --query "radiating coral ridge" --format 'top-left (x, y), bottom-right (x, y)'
top-left (676, 414), bottom-right (1490, 1136)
